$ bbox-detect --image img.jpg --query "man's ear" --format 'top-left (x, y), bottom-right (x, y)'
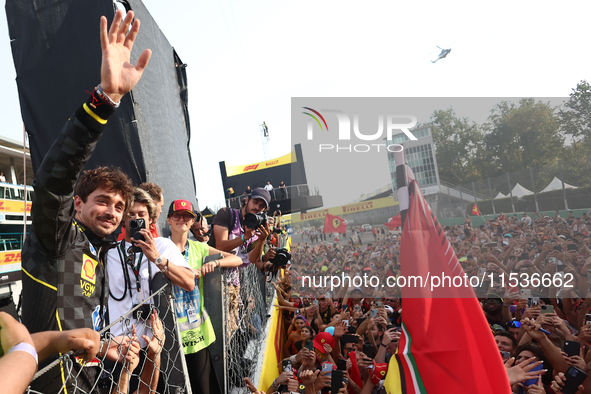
top-left (74, 195), bottom-right (83, 216)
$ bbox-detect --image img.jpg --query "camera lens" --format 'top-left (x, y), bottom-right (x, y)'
top-left (243, 213), bottom-right (267, 229)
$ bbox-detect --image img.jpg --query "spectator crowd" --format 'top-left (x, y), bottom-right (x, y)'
top-left (259, 208), bottom-right (591, 393)
top-left (3, 6), bottom-right (591, 394)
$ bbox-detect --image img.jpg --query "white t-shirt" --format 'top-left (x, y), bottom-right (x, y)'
top-left (107, 237), bottom-right (192, 346)
top-left (264, 184), bottom-right (273, 191)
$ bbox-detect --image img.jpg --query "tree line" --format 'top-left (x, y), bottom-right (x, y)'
top-left (429, 80), bottom-right (591, 192)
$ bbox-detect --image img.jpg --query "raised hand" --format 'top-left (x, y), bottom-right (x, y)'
top-left (99, 10), bottom-right (151, 103)
top-left (551, 371), bottom-right (585, 394)
top-left (300, 369), bottom-right (319, 385)
top-left (504, 356), bottom-right (545, 385)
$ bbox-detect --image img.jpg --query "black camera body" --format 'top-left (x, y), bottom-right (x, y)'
top-left (270, 248), bottom-right (291, 268)
top-left (243, 213), bottom-right (267, 229)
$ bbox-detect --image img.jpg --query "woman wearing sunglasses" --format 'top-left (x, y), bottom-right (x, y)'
top-left (167, 200), bottom-right (242, 394)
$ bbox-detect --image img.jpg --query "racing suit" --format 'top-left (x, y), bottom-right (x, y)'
top-left (21, 93), bottom-right (117, 393)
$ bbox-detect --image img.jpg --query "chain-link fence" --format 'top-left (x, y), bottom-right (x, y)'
top-left (223, 264), bottom-right (269, 393)
top-left (26, 283), bottom-right (189, 394)
top-left (24, 264), bottom-right (274, 394)
top-left (436, 154), bottom-right (591, 218)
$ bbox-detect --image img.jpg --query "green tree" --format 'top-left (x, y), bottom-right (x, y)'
top-left (483, 98), bottom-right (564, 175)
top-left (559, 80), bottom-right (591, 144)
top-left (429, 108), bottom-right (483, 184)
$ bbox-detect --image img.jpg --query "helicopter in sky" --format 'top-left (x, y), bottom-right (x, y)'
top-left (431, 46), bottom-right (451, 63)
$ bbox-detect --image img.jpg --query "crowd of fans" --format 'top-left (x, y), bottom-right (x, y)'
top-left (3, 7), bottom-right (591, 394)
top-left (252, 209), bottom-right (591, 393)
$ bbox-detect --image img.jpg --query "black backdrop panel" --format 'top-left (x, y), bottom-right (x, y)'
top-left (6, 0), bottom-right (197, 232)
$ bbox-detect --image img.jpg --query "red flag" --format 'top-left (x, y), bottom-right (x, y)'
top-left (472, 204), bottom-right (481, 215)
top-left (396, 180), bottom-right (509, 393)
top-left (384, 214), bottom-right (402, 230)
top-left (323, 214), bottom-right (347, 233)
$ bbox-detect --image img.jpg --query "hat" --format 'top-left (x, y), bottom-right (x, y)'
top-left (324, 326), bottom-right (335, 336)
top-left (168, 200), bottom-right (196, 217)
top-left (384, 305), bottom-right (394, 313)
top-left (370, 361), bottom-right (389, 384)
top-left (493, 248), bottom-right (503, 253)
top-left (352, 287), bottom-right (363, 294)
top-left (291, 292), bottom-right (300, 298)
top-left (249, 188), bottom-right (271, 208)
top-left (313, 332), bottom-right (335, 353)
top-left (558, 235), bottom-right (566, 239)
top-left (504, 234), bottom-right (512, 238)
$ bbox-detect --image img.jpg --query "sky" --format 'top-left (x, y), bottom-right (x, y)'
top-left (1, 1), bottom-right (590, 211)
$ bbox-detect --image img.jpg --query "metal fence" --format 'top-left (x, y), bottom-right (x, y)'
top-left (223, 264), bottom-right (269, 393)
top-left (24, 264), bottom-right (273, 394)
top-left (26, 283), bottom-right (188, 394)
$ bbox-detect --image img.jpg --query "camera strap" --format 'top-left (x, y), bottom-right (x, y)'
top-left (118, 241), bottom-right (145, 298)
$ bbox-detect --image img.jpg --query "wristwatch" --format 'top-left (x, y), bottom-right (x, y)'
top-left (155, 256), bottom-right (169, 273)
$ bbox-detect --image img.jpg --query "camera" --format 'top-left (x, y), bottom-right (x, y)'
top-left (243, 213), bottom-right (267, 229)
top-left (270, 248), bottom-right (291, 268)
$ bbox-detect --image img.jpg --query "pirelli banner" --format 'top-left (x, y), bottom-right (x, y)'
top-left (219, 145), bottom-right (308, 199)
top-left (291, 197), bottom-right (398, 224)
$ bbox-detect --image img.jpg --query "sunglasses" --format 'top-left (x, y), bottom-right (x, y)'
top-left (171, 212), bottom-right (195, 221)
top-left (508, 321), bottom-right (521, 328)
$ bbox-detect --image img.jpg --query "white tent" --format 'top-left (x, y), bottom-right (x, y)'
top-left (511, 183), bottom-right (533, 198)
top-left (540, 177), bottom-right (577, 194)
top-left (494, 192), bottom-right (506, 199)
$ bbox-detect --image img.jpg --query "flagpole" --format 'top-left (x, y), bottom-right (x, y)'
top-left (394, 150), bottom-right (409, 229)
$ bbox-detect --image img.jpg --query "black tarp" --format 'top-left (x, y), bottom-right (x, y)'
top-left (6, 0), bottom-right (198, 233)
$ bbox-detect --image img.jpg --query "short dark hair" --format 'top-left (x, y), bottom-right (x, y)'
top-left (76, 166), bottom-right (133, 210)
top-left (495, 330), bottom-right (517, 350)
top-left (138, 182), bottom-right (163, 203)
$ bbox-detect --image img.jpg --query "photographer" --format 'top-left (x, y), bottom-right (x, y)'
top-left (105, 189), bottom-right (194, 391)
top-left (209, 187), bottom-right (277, 335)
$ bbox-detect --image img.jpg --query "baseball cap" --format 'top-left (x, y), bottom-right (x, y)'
top-left (313, 332), bottom-right (335, 353)
top-left (250, 187), bottom-right (271, 208)
top-left (168, 200), bottom-right (196, 217)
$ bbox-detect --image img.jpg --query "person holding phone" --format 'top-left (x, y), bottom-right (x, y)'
top-left (105, 190), bottom-right (195, 392)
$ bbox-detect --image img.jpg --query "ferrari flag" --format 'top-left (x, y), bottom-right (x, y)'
top-left (384, 214), bottom-right (402, 230)
top-left (388, 155), bottom-right (510, 394)
top-left (323, 214), bottom-right (347, 233)
top-left (472, 204), bottom-right (481, 215)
